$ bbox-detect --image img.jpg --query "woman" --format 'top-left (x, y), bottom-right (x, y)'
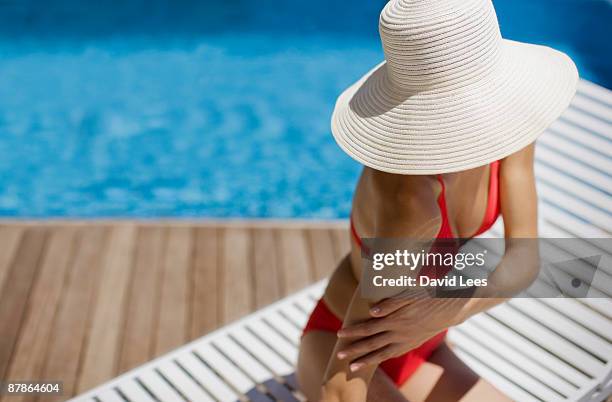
top-left (297, 0), bottom-right (578, 401)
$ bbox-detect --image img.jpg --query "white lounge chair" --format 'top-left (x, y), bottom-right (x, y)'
top-left (69, 79), bottom-right (612, 402)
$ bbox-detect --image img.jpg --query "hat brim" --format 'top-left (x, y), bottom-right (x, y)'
top-left (331, 39), bottom-right (578, 175)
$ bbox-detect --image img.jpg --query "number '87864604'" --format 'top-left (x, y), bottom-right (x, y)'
top-left (1, 381), bottom-right (62, 395)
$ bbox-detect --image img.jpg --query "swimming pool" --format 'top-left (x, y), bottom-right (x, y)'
top-left (0, 0), bottom-right (610, 218)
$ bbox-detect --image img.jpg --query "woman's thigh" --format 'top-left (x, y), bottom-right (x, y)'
top-left (399, 341), bottom-right (510, 402)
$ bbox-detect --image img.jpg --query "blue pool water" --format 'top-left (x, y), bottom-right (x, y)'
top-left (0, 0), bottom-right (610, 218)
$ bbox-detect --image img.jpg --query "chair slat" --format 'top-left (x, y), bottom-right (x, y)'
top-left (577, 80), bottom-right (612, 107)
top-left (538, 183), bottom-right (612, 232)
top-left (570, 93), bottom-right (612, 124)
top-left (156, 360), bottom-right (215, 402)
top-left (195, 342), bottom-right (256, 394)
top-left (508, 299), bottom-right (612, 363)
top-left (539, 133), bottom-right (612, 176)
top-left (175, 352), bottom-right (238, 402)
top-left (536, 163), bottom-right (611, 212)
top-left (115, 379), bottom-right (157, 402)
top-left (540, 204), bottom-right (610, 238)
top-left (464, 314), bottom-right (591, 387)
top-left (264, 311), bottom-right (303, 344)
top-left (279, 303), bottom-right (310, 328)
top-left (549, 119), bottom-right (611, 157)
top-left (231, 328), bottom-right (294, 376)
top-left (455, 321), bottom-right (578, 397)
top-left (489, 304), bottom-right (605, 378)
top-left (293, 294), bottom-right (317, 315)
top-left (212, 335), bottom-right (272, 384)
top-left (535, 146), bottom-right (612, 193)
top-left (538, 298), bottom-right (612, 343)
top-left (138, 369), bottom-right (186, 402)
top-left (452, 348), bottom-right (542, 402)
top-left (248, 319), bottom-right (299, 364)
top-left (94, 388), bottom-right (124, 402)
top-left (563, 108), bottom-right (612, 141)
top-left (450, 329), bottom-right (567, 402)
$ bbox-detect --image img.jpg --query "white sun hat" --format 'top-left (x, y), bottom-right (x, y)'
top-left (331, 0), bottom-right (578, 174)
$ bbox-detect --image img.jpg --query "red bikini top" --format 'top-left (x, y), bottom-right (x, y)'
top-left (351, 160), bottom-right (501, 247)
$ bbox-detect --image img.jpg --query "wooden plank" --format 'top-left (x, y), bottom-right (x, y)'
top-left (0, 228), bottom-right (47, 382)
top-left (77, 224), bottom-right (137, 393)
top-left (191, 227), bottom-right (220, 338)
top-left (307, 228), bottom-right (337, 280)
top-left (221, 228), bottom-right (252, 323)
top-left (118, 226), bottom-right (166, 373)
top-left (276, 228), bottom-right (312, 294)
top-left (0, 225), bottom-right (24, 295)
top-left (2, 227), bottom-right (76, 402)
top-left (154, 226), bottom-right (193, 356)
top-left (40, 226), bottom-right (108, 402)
top-left (252, 228), bottom-right (282, 309)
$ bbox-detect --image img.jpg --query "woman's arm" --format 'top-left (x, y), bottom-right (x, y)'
top-left (454, 143), bottom-right (539, 321)
top-left (320, 177), bottom-right (441, 402)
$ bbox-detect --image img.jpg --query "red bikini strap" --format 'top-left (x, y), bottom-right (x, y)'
top-left (350, 216), bottom-right (371, 255)
top-left (436, 175), bottom-right (454, 238)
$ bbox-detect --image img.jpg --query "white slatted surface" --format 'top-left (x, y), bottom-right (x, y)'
top-left (70, 79), bottom-right (611, 402)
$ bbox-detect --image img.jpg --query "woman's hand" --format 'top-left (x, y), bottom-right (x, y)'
top-left (335, 291), bottom-right (468, 370)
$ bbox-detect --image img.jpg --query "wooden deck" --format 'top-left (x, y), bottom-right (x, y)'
top-left (0, 220), bottom-right (350, 402)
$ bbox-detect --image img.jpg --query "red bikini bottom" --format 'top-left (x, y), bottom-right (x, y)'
top-left (302, 298), bottom-right (447, 386)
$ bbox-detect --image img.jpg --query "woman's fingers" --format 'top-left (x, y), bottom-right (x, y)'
top-left (349, 344), bottom-right (398, 371)
top-left (371, 289), bottom-right (430, 317)
top-left (336, 332), bottom-right (393, 361)
top-left (337, 319), bottom-right (387, 338)
top-left (369, 297), bottom-right (411, 317)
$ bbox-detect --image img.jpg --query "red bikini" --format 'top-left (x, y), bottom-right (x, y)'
top-left (302, 161), bottom-right (501, 386)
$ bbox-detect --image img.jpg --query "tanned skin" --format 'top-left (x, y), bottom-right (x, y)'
top-left (297, 143), bottom-right (538, 402)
